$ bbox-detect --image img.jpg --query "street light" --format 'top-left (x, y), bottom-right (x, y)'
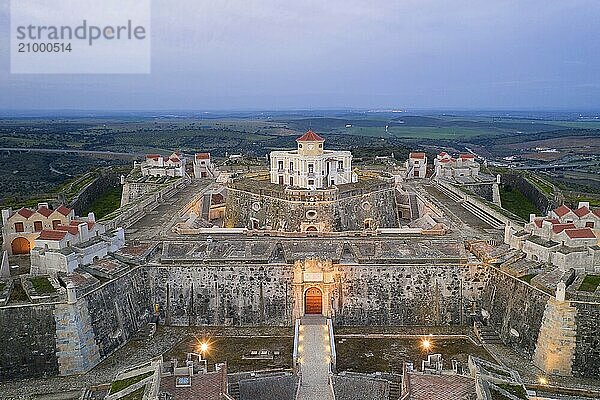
top-left (422, 339), bottom-right (432, 351)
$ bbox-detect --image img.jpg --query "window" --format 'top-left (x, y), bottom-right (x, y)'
top-left (318, 144), bottom-right (322, 148)
top-left (289, 177), bottom-right (294, 186)
top-left (278, 161), bottom-right (284, 170)
top-left (308, 164), bottom-right (314, 173)
top-left (34, 221), bottom-right (43, 232)
top-left (338, 160), bottom-right (344, 170)
top-left (52, 220), bottom-right (61, 229)
top-left (299, 143), bottom-right (303, 149)
top-left (290, 162), bottom-right (294, 171)
top-left (586, 221), bottom-right (595, 228)
top-left (308, 179), bottom-right (315, 185)
top-left (14, 222), bottom-right (24, 232)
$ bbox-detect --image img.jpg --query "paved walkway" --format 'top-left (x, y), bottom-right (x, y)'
top-left (297, 316), bottom-right (335, 400)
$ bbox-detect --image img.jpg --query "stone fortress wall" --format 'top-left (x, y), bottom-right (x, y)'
top-left (481, 266), bottom-right (600, 379)
top-left (225, 172), bottom-right (399, 232)
top-left (0, 267), bottom-right (153, 380)
top-left (4, 250), bottom-right (600, 381)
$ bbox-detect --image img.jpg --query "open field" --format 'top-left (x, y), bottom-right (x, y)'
top-left (163, 327), bottom-right (293, 373)
top-left (335, 336), bottom-right (494, 374)
top-left (1, 111), bottom-right (599, 209)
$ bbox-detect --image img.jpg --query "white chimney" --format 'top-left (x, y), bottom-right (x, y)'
top-left (77, 222), bottom-right (89, 242)
top-left (66, 283), bottom-right (77, 304)
top-left (87, 212), bottom-right (96, 223)
top-left (1, 209), bottom-right (11, 224)
top-left (578, 201), bottom-right (590, 209)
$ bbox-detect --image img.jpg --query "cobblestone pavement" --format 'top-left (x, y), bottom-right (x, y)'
top-left (297, 317), bottom-right (334, 400)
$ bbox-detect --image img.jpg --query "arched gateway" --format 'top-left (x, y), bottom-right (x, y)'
top-left (11, 237), bottom-right (31, 255)
top-left (304, 287), bottom-right (323, 315)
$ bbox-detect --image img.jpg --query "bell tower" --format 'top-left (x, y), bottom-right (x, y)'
top-left (297, 130), bottom-right (325, 156)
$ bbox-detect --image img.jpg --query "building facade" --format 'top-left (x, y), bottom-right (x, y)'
top-left (434, 152), bottom-right (480, 181)
top-left (140, 152), bottom-right (186, 178)
top-left (405, 152), bottom-right (428, 179)
top-left (269, 130), bottom-right (356, 190)
top-left (193, 153), bottom-right (213, 178)
top-left (2, 203), bottom-right (75, 255)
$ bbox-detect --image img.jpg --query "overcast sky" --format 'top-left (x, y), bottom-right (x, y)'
top-left (0, 0), bottom-right (599, 111)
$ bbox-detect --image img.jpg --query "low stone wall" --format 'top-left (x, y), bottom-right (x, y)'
top-left (481, 268), bottom-right (550, 358)
top-left (102, 178), bottom-right (187, 231)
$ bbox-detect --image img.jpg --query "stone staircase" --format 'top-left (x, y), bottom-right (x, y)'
top-left (475, 322), bottom-right (503, 345)
top-left (388, 380), bottom-right (401, 400)
top-left (228, 381), bottom-right (240, 399)
top-left (408, 193), bottom-right (420, 219)
top-left (200, 192), bottom-right (212, 220)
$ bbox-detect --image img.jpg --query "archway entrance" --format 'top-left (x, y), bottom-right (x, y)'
top-left (11, 237), bottom-right (31, 255)
top-left (304, 287), bottom-right (323, 315)
top-left (306, 226), bottom-right (318, 232)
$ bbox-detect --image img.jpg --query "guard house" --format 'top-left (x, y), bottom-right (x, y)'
top-left (406, 152), bottom-right (428, 179)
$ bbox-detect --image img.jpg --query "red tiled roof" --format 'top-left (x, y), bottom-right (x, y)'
top-left (554, 205), bottom-right (572, 217)
top-left (169, 156), bottom-right (181, 163)
top-left (407, 373), bottom-right (476, 400)
top-left (459, 153), bottom-right (475, 159)
top-left (410, 152), bottom-right (426, 159)
top-left (534, 218), bottom-right (559, 228)
top-left (55, 205), bottom-right (72, 216)
top-left (159, 370), bottom-right (226, 400)
top-left (440, 158), bottom-right (451, 164)
top-left (37, 229), bottom-right (68, 241)
top-left (552, 223), bottom-right (576, 234)
top-left (565, 228), bottom-right (596, 239)
top-left (17, 208), bottom-right (35, 219)
top-left (296, 130), bottom-right (324, 142)
top-left (439, 152), bottom-right (448, 157)
top-left (595, 209), bottom-right (600, 218)
top-left (37, 206), bottom-right (53, 218)
top-left (55, 225), bottom-right (80, 235)
top-left (574, 206), bottom-right (591, 218)
top-left (196, 153), bottom-right (210, 160)
top-left (146, 154), bottom-right (161, 159)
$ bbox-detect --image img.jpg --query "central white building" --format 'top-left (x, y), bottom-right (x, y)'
top-left (269, 130), bottom-right (357, 190)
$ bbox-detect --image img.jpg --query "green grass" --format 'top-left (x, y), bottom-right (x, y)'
top-left (9, 283), bottom-right (29, 303)
top-left (29, 277), bottom-right (56, 294)
top-left (526, 175), bottom-right (554, 196)
top-left (500, 185), bottom-right (541, 220)
top-left (579, 275), bottom-right (600, 292)
top-left (109, 371), bottom-right (153, 395)
top-left (519, 274), bottom-right (537, 284)
top-left (0, 282), bottom-right (5, 292)
top-left (497, 383), bottom-right (528, 399)
top-left (87, 185), bottom-right (123, 219)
